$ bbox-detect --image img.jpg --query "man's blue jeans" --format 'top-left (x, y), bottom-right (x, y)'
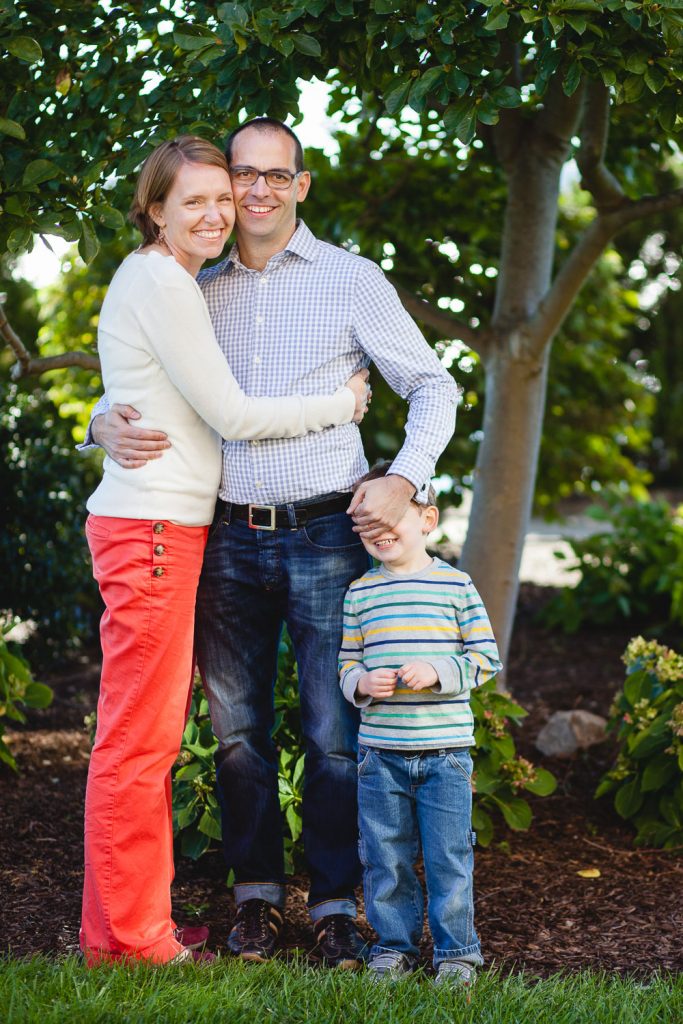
top-left (357, 746), bottom-right (483, 967)
top-left (195, 503), bottom-right (370, 920)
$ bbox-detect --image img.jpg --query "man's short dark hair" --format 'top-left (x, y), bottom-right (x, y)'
top-left (353, 460), bottom-right (437, 507)
top-left (225, 117), bottom-right (305, 173)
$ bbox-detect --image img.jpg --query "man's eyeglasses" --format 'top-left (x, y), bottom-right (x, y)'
top-left (229, 166), bottom-right (303, 190)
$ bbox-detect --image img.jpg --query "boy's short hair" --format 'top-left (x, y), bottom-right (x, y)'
top-left (354, 460), bottom-right (437, 507)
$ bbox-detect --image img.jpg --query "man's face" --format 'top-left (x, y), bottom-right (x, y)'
top-left (229, 127), bottom-right (311, 251)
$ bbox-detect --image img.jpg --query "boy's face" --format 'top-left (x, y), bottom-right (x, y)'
top-left (360, 501), bottom-right (439, 572)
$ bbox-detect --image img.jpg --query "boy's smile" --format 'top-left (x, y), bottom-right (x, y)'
top-left (361, 501), bottom-right (439, 574)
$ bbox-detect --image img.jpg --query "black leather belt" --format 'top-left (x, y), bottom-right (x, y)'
top-left (228, 494), bottom-right (351, 531)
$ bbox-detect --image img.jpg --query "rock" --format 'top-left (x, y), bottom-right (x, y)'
top-left (535, 710), bottom-right (608, 759)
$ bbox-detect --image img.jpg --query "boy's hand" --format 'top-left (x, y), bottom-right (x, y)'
top-left (399, 661), bottom-right (438, 691)
top-left (356, 668), bottom-right (398, 699)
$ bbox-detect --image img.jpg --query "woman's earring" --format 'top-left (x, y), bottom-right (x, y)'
top-left (158, 226), bottom-right (166, 245)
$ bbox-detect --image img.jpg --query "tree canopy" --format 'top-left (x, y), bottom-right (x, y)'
top-left (2, 0), bottom-right (683, 664)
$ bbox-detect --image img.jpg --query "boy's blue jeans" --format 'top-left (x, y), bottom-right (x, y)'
top-left (357, 745), bottom-right (483, 967)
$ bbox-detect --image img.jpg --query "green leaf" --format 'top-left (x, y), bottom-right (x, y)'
top-left (89, 204), bottom-right (125, 230)
top-left (444, 99), bottom-right (477, 144)
top-left (477, 98), bottom-right (499, 126)
top-left (524, 767), bottom-right (557, 797)
top-left (485, 7), bottom-right (509, 32)
top-left (624, 669), bottom-right (647, 707)
top-left (641, 753), bottom-right (677, 792)
top-left (23, 682), bottom-right (53, 709)
top-left (198, 809), bottom-right (222, 840)
top-left (492, 85), bottom-right (522, 108)
top-left (447, 68), bottom-right (469, 97)
top-left (566, 13), bottom-right (587, 34)
top-left (410, 67), bottom-right (445, 104)
top-left (7, 226), bottom-right (32, 255)
top-left (384, 79), bottom-right (412, 116)
top-left (285, 804), bottom-right (302, 841)
top-left (497, 796), bottom-right (533, 831)
top-left (181, 829), bottom-right (211, 860)
top-left (22, 159), bottom-right (60, 187)
top-left (614, 777), bottom-right (643, 819)
top-left (644, 65), bottom-right (666, 94)
top-left (629, 717), bottom-right (670, 759)
top-left (176, 802), bottom-right (199, 829)
top-left (6, 36), bottom-right (43, 63)
top-left (0, 116), bottom-right (26, 140)
top-left (175, 761), bottom-right (203, 781)
top-left (78, 218), bottom-right (100, 265)
top-left (563, 62), bottom-right (582, 97)
top-left (173, 26), bottom-right (220, 51)
top-left (471, 804), bottom-right (494, 846)
top-left (292, 34), bottom-right (322, 57)
top-left (217, 2), bottom-right (249, 28)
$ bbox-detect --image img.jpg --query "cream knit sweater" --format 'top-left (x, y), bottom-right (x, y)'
top-left (87, 252), bottom-right (355, 526)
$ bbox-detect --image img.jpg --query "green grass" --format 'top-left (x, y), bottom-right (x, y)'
top-left (1, 956), bottom-right (680, 1024)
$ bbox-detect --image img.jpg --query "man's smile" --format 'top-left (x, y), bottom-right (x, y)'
top-left (245, 204), bottom-right (275, 216)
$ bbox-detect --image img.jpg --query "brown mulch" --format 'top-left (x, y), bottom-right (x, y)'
top-left (1, 585), bottom-right (681, 976)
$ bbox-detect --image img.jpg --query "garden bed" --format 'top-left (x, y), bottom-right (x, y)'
top-left (1, 585), bottom-right (681, 976)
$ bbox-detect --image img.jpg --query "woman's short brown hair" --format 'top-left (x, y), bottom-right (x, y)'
top-left (129, 135), bottom-right (229, 246)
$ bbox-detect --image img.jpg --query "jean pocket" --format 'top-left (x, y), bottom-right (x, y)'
top-left (207, 499), bottom-right (227, 541)
top-left (447, 750), bottom-right (473, 782)
top-left (302, 512), bottom-right (364, 552)
top-left (357, 746), bottom-right (374, 777)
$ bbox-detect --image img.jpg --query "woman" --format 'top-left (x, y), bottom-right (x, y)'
top-left (81, 136), bottom-right (369, 966)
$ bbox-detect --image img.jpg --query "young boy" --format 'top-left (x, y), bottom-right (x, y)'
top-left (339, 463), bottom-right (502, 984)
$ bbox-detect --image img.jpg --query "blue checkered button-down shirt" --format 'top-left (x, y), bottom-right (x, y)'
top-left (199, 221), bottom-right (459, 504)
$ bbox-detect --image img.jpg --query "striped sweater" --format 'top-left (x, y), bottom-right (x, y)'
top-left (339, 557), bottom-right (502, 749)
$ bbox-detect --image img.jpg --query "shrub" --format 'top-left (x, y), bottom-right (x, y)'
top-left (0, 381), bottom-right (102, 663)
top-left (470, 681), bottom-right (557, 846)
top-left (595, 637), bottom-right (683, 849)
top-left (542, 493), bottom-right (683, 633)
top-left (0, 626), bottom-right (53, 771)
top-left (172, 638), bottom-right (556, 862)
top-left (172, 635), bottom-right (305, 869)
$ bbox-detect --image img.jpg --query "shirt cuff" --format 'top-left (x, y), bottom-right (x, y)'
top-left (340, 667), bottom-right (373, 707)
top-left (428, 658), bottom-right (460, 695)
top-left (388, 450), bottom-right (435, 493)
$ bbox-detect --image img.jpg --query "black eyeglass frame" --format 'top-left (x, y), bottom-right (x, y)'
top-left (228, 166), bottom-right (304, 190)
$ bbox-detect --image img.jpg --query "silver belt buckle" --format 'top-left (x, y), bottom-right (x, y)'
top-left (248, 503), bottom-right (276, 530)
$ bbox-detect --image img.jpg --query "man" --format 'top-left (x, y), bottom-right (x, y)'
top-left (90, 118), bottom-right (459, 966)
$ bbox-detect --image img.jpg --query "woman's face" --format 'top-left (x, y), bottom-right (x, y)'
top-left (151, 161), bottom-right (234, 274)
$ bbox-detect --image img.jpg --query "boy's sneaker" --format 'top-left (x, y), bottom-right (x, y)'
top-left (434, 960), bottom-right (476, 987)
top-left (312, 914), bottom-right (365, 969)
top-left (366, 951), bottom-right (415, 982)
top-left (227, 899), bottom-right (283, 962)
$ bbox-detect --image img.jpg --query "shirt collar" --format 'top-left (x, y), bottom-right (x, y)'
top-left (226, 219), bottom-right (317, 271)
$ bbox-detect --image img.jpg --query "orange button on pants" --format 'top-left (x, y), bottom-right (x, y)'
top-left (81, 515), bottom-right (208, 965)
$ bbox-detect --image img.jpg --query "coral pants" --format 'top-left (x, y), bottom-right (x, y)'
top-left (81, 515), bottom-right (208, 965)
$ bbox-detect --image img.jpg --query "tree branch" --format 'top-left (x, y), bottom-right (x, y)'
top-left (527, 187), bottom-right (683, 355)
top-left (390, 279), bottom-right (486, 354)
top-left (535, 72), bottom-right (586, 153)
top-left (1, 301), bottom-right (100, 379)
top-left (576, 79), bottom-right (625, 211)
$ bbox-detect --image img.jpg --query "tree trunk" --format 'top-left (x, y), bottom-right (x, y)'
top-left (459, 342), bottom-right (550, 670)
top-left (460, 105), bottom-right (577, 675)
